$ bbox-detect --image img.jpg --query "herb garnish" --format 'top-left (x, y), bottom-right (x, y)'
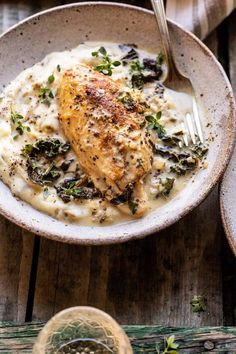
top-left (92, 47), bottom-right (121, 76)
top-left (47, 74), bottom-right (55, 84)
top-left (190, 295), bottom-right (207, 313)
top-left (11, 110), bottom-right (31, 139)
top-left (38, 87), bottom-right (54, 107)
top-left (129, 59), bottom-right (145, 90)
top-left (57, 64), bottom-right (61, 72)
top-left (156, 335), bottom-right (179, 354)
top-left (38, 74), bottom-right (55, 106)
top-left (146, 111), bottom-right (166, 138)
top-left (118, 92), bottom-right (135, 110)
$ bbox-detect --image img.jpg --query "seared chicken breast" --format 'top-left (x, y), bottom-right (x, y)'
top-left (58, 64), bottom-right (153, 216)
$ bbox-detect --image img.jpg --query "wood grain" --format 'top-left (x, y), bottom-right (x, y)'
top-left (0, 219), bottom-right (34, 322)
top-left (32, 189), bottom-right (223, 326)
top-left (0, 323), bottom-right (236, 353)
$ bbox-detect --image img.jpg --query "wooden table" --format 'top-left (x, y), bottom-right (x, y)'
top-left (0, 0), bottom-right (236, 351)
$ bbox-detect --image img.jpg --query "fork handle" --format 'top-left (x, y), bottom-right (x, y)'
top-left (150, 0), bottom-right (179, 81)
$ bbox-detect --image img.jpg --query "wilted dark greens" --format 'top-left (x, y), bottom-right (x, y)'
top-left (128, 52), bottom-right (164, 90)
top-left (111, 183), bottom-right (138, 215)
top-left (55, 176), bottom-right (101, 203)
top-left (156, 177), bottom-right (175, 198)
top-left (118, 92), bottom-right (136, 110)
top-left (22, 138), bottom-right (70, 186)
top-left (154, 140), bottom-right (208, 176)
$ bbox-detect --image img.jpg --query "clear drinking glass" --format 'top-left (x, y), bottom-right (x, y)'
top-left (33, 306), bottom-right (133, 354)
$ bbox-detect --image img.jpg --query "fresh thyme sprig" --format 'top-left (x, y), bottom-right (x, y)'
top-left (11, 110), bottom-right (31, 139)
top-left (92, 46), bottom-right (121, 76)
top-left (156, 335), bottom-right (179, 354)
top-left (146, 111), bottom-right (166, 138)
top-left (38, 74), bottom-right (55, 106)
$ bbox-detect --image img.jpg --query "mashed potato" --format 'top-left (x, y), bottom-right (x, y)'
top-left (0, 42), bottom-right (207, 225)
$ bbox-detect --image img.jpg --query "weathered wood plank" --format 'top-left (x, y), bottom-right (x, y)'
top-left (0, 218), bottom-right (34, 322)
top-left (0, 0), bottom-right (233, 329)
top-left (0, 323), bottom-right (235, 353)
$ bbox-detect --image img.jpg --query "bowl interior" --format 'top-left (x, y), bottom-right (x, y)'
top-left (0, 2), bottom-right (235, 244)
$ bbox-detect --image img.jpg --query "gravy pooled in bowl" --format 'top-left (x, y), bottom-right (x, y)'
top-left (0, 42), bottom-right (208, 225)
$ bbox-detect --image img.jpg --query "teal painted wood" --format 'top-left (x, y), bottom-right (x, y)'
top-left (0, 323), bottom-right (236, 353)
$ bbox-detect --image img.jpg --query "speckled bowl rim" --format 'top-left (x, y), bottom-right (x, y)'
top-left (220, 165), bottom-right (236, 257)
top-left (0, 2), bottom-right (235, 245)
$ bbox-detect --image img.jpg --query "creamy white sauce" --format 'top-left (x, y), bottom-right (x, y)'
top-left (0, 42), bottom-right (206, 225)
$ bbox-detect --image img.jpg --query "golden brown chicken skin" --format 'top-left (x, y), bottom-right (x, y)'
top-left (58, 64), bottom-right (153, 216)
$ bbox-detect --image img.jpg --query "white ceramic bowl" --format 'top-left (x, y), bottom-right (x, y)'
top-left (220, 146), bottom-right (236, 256)
top-left (0, 2), bottom-right (235, 244)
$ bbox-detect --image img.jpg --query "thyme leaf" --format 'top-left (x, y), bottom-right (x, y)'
top-left (48, 74), bottom-right (55, 84)
top-left (190, 295), bottom-right (207, 313)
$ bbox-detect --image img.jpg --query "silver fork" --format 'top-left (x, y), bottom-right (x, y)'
top-left (150, 0), bottom-right (204, 146)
